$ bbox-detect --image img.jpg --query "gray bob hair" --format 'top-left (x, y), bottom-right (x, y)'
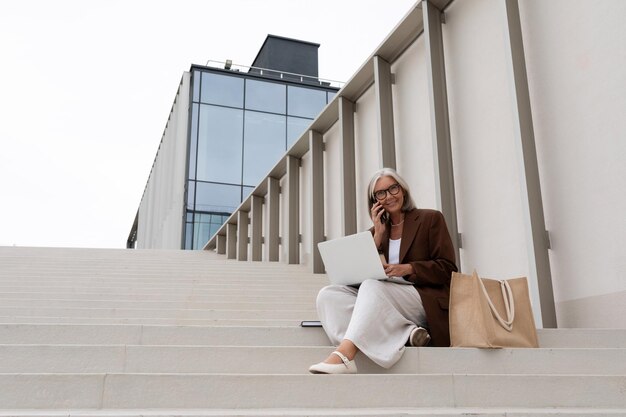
top-left (367, 168), bottom-right (416, 214)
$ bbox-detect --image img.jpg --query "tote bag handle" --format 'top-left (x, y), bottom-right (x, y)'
top-left (474, 271), bottom-right (515, 331)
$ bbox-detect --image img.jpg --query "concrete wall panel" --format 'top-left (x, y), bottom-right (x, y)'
top-left (391, 35), bottom-right (437, 210)
top-left (443, 0), bottom-right (529, 281)
top-left (323, 122), bottom-right (342, 241)
top-left (353, 86), bottom-right (379, 231)
top-left (519, 0), bottom-right (626, 305)
top-left (137, 73), bottom-right (190, 249)
top-left (557, 290), bottom-right (626, 328)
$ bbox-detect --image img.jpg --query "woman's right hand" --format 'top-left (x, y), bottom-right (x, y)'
top-left (371, 201), bottom-right (386, 247)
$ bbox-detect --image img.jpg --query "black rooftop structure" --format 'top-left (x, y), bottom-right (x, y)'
top-left (249, 35), bottom-right (320, 82)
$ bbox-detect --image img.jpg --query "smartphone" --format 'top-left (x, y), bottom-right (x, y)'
top-left (371, 197), bottom-right (389, 223)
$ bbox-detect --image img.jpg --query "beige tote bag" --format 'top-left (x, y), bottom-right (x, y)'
top-left (449, 270), bottom-right (539, 348)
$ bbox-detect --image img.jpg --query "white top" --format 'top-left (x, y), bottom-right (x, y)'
top-left (388, 238), bottom-right (401, 265)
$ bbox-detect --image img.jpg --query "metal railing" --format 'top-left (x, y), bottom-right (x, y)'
top-left (204, 60), bottom-right (345, 90)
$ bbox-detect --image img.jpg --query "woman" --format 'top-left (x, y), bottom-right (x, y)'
top-left (309, 168), bottom-right (457, 374)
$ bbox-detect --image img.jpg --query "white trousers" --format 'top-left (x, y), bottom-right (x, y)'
top-left (316, 279), bottom-right (427, 368)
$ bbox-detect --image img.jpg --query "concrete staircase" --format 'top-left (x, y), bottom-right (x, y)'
top-left (0, 246), bottom-right (624, 416)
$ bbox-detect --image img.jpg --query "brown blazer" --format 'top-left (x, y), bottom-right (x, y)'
top-left (373, 208), bottom-right (458, 347)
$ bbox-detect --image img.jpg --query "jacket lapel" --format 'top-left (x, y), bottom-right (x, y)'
top-left (399, 209), bottom-right (420, 262)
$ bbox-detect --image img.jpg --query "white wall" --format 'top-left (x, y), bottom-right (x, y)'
top-left (323, 121), bottom-right (342, 241)
top-left (519, 0), bottom-right (626, 325)
top-left (136, 73), bottom-right (190, 249)
top-left (354, 86), bottom-right (380, 231)
top-left (443, 0), bottom-right (531, 288)
top-left (391, 35), bottom-right (437, 210)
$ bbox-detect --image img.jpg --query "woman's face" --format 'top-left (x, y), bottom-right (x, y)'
top-left (373, 175), bottom-right (404, 215)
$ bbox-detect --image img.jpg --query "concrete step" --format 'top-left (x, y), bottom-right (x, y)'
top-left (0, 292), bottom-right (318, 303)
top-left (0, 373), bottom-right (624, 409)
top-left (0, 285), bottom-right (322, 294)
top-left (0, 264), bottom-right (293, 273)
top-left (0, 288), bottom-right (320, 300)
top-left (0, 408), bottom-right (624, 416)
top-left (0, 317), bottom-right (311, 326)
top-left (0, 276), bottom-right (324, 284)
top-left (0, 250), bottom-right (300, 267)
top-left (0, 324), bottom-right (331, 346)
top-left (0, 344), bottom-right (624, 375)
top-left (0, 248), bottom-right (320, 276)
top-left (0, 246), bottom-right (216, 254)
top-left (0, 298), bottom-right (316, 310)
top-left (0, 277), bottom-right (326, 285)
top-left (0, 285), bottom-right (321, 295)
top-left (0, 248), bottom-right (221, 262)
top-left (1, 246), bottom-right (625, 415)
top-left (1, 324), bottom-right (625, 348)
top-left (0, 306), bottom-right (316, 320)
top-left (0, 266), bottom-right (323, 275)
top-left (0, 266), bottom-right (318, 275)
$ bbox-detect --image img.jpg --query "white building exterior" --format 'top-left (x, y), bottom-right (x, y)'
top-left (135, 74), bottom-right (190, 250)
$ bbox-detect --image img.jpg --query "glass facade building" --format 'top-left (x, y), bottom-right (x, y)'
top-left (130, 35), bottom-right (339, 250)
top-left (185, 68), bottom-right (336, 249)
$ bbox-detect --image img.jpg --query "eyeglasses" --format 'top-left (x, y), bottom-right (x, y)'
top-left (373, 183), bottom-right (402, 201)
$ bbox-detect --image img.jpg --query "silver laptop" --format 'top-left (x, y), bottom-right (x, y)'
top-left (317, 231), bottom-right (412, 286)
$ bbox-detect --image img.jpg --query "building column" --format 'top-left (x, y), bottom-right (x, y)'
top-left (250, 195), bottom-right (263, 261)
top-left (236, 211), bottom-right (248, 261)
top-left (504, 0), bottom-right (556, 328)
top-left (216, 234), bottom-right (226, 255)
top-left (286, 155), bottom-right (300, 264)
top-left (373, 55), bottom-right (396, 169)
top-left (226, 223), bottom-right (237, 260)
top-left (339, 97), bottom-right (357, 236)
top-left (309, 130), bottom-right (325, 273)
top-left (266, 177), bottom-right (280, 262)
top-left (423, 0), bottom-right (461, 266)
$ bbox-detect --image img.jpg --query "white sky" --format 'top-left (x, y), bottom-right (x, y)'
top-left (0, 0), bottom-right (416, 248)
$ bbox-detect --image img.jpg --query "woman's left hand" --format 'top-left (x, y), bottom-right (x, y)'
top-left (383, 263), bottom-right (413, 277)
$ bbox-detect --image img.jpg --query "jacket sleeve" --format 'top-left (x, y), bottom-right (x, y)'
top-left (404, 211), bottom-right (458, 286)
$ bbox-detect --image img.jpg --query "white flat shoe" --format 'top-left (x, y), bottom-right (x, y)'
top-left (308, 351), bottom-right (357, 374)
top-left (409, 326), bottom-right (431, 347)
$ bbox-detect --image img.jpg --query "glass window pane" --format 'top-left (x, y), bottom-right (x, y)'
top-left (327, 91), bottom-right (336, 103)
top-left (242, 186), bottom-right (254, 200)
top-left (243, 111), bottom-right (286, 186)
top-left (187, 181), bottom-right (196, 209)
top-left (192, 214), bottom-right (210, 250)
top-left (188, 103), bottom-right (199, 179)
top-left (193, 213), bottom-right (230, 249)
top-left (287, 86), bottom-right (327, 118)
top-left (195, 182), bottom-right (241, 213)
top-left (197, 104), bottom-right (243, 184)
top-left (192, 71), bottom-right (200, 102)
top-left (245, 80), bottom-right (286, 114)
top-left (211, 214), bottom-right (224, 239)
top-left (185, 222), bottom-right (194, 249)
top-left (287, 116), bottom-right (313, 147)
top-left (200, 72), bottom-right (244, 108)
